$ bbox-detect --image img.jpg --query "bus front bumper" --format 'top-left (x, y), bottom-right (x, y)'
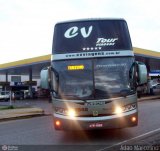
top-left (53, 109), bottom-right (138, 130)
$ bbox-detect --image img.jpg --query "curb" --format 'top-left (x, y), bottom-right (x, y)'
top-left (138, 95), bottom-right (160, 102)
top-left (0, 107), bottom-right (44, 121)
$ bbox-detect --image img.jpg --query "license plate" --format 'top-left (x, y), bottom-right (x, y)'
top-left (89, 123), bottom-right (103, 128)
top-left (85, 101), bottom-right (106, 106)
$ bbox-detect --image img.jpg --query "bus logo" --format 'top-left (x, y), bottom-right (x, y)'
top-left (64, 26), bottom-right (93, 38)
top-left (96, 38), bottom-right (118, 46)
top-left (93, 110), bottom-right (99, 116)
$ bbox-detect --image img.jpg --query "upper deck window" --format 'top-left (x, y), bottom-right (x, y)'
top-left (53, 19), bottom-right (132, 54)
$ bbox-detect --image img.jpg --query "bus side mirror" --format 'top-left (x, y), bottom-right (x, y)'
top-left (40, 67), bottom-right (50, 89)
top-left (137, 62), bottom-right (147, 85)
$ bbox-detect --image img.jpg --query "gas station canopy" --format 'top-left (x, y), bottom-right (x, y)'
top-left (0, 48), bottom-right (160, 76)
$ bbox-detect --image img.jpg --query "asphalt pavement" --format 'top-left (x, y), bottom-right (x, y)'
top-left (0, 96), bottom-right (160, 150)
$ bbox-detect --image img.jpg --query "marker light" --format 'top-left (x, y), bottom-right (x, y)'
top-left (68, 109), bottom-right (76, 118)
top-left (55, 120), bottom-right (61, 126)
top-left (131, 116), bottom-right (137, 122)
top-left (114, 106), bottom-right (123, 114)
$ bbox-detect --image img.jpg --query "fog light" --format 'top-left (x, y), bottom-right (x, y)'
top-left (131, 116), bottom-right (137, 122)
top-left (114, 106), bottom-right (123, 114)
top-left (55, 120), bottom-right (61, 126)
top-left (68, 109), bottom-right (76, 118)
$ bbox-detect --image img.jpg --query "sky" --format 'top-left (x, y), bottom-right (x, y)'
top-left (0, 0), bottom-right (160, 64)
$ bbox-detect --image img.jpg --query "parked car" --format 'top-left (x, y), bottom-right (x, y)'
top-left (24, 90), bottom-right (38, 99)
top-left (0, 91), bottom-right (10, 101)
top-left (14, 91), bottom-right (24, 100)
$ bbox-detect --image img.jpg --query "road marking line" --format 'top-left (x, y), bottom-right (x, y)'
top-left (96, 127), bottom-right (160, 151)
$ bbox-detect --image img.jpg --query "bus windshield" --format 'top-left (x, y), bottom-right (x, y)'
top-left (53, 19), bottom-right (132, 54)
top-left (52, 57), bottom-right (134, 100)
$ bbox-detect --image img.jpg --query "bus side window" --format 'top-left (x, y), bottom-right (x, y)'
top-left (50, 68), bottom-right (59, 95)
top-left (129, 62), bottom-right (138, 90)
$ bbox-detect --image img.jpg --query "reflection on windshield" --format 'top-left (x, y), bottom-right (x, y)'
top-left (63, 87), bottom-right (93, 99)
top-left (62, 80), bottom-right (93, 99)
top-left (94, 58), bottom-right (133, 98)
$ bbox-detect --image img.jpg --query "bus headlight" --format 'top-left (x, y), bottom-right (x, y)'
top-left (55, 107), bottom-right (68, 115)
top-left (114, 103), bottom-right (137, 114)
top-left (67, 109), bottom-right (76, 118)
top-left (114, 106), bottom-right (123, 114)
top-left (123, 103), bottom-right (137, 112)
top-left (55, 107), bottom-right (77, 117)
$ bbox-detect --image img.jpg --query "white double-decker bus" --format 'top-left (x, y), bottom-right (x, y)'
top-left (41, 19), bottom-right (147, 130)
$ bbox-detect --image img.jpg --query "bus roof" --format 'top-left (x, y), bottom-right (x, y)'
top-left (55, 18), bottom-right (126, 25)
